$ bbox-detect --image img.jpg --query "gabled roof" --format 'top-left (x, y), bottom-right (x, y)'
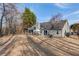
top-left (40, 20), bottom-right (67, 30)
top-left (40, 22), bottom-right (53, 30)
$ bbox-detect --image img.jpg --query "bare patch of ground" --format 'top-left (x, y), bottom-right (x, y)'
top-left (0, 34), bottom-right (79, 56)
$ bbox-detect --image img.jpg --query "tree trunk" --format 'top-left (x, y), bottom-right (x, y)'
top-left (0, 3), bottom-right (5, 36)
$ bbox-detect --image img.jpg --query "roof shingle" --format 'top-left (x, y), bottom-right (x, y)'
top-left (40, 20), bottom-right (67, 30)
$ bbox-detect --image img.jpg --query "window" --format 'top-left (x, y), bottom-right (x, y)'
top-left (29, 30), bottom-right (33, 33)
top-left (65, 30), bottom-right (66, 35)
top-left (44, 30), bottom-right (47, 35)
top-left (34, 27), bottom-right (36, 29)
top-left (57, 30), bottom-right (59, 34)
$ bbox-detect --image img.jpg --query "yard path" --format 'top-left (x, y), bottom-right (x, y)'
top-left (0, 34), bottom-right (79, 56)
top-left (0, 34), bottom-right (46, 56)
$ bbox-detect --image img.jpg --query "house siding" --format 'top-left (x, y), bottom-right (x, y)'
top-left (41, 30), bottom-right (48, 35)
top-left (48, 30), bottom-right (62, 37)
top-left (34, 22), bottom-right (40, 34)
top-left (28, 22), bottom-right (41, 34)
top-left (62, 21), bottom-right (70, 37)
top-left (41, 30), bottom-right (62, 37)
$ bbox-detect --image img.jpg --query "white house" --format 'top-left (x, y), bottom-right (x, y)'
top-left (28, 22), bottom-right (40, 34)
top-left (28, 20), bottom-right (70, 37)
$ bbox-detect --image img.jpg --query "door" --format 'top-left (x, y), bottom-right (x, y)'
top-left (44, 30), bottom-right (47, 35)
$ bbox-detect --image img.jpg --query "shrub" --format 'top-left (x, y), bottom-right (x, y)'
top-left (48, 34), bottom-right (53, 38)
top-left (65, 32), bottom-right (70, 37)
top-left (77, 32), bottom-right (79, 36)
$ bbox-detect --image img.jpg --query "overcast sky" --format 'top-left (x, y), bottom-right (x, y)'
top-left (16, 3), bottom-right (79, 25)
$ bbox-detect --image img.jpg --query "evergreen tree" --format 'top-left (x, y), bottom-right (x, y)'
top-left (22, 8), bottom-right (36, 30)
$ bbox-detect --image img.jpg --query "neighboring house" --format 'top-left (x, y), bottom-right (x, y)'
top-left (28, 20), bottom-right (70, 37)
top-left (28, 22), bottom-right (40, 34)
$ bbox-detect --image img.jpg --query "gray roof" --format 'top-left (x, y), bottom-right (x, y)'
top-left (40, 20), bottom-right (67, 30)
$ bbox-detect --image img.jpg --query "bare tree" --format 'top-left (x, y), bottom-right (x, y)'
top-left (0, 3), bottom-right (6, 36)
top-left (50, 13), bottom-right (62, 22)
top-left (0, 3), bottom-right (20, 36)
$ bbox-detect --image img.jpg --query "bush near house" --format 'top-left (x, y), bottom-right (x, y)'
top-left (77, 31), bottom-right (79, 36)
top-left (65, 32), bottom-right (70, 37)
top-left (70, 23), bottom-right (79, 33)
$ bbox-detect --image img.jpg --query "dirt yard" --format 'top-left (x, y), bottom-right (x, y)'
top-left (0, 34), bottom-right (79, 56)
